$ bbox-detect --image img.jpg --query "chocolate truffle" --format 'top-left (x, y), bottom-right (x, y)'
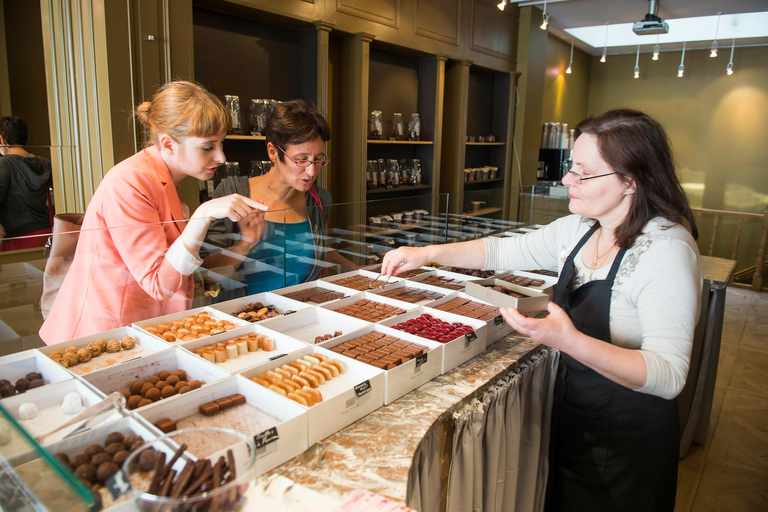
top-left (137, 398), bottom-right (152, 408)
top-left (178, 386), bottom-right (191, 394)
top-left (14, 378), bottom-right (29, 393)
top-left (112, 450), bottom-right (130, 467)
top-left (165, 375), bottom-right (179, 386)
top-left (128, 439), bottom-right (144, 453)
top-left (138, 449), bottom-right (157, 471)
top-left (129, 381), bottom-right (144, 396)
top-left (189, 380), bottom-right (203, 389)
top-left (106, 339), bottom-right (121, 353)
top-left (70, 453), bottom-right (91, 468)
top-left (158, 371), bottom-right (171, 380)
top-left (160, 386), bottom-right (176, 399)
top-left (55, 452), bottom-right (70, 466)
top-left (145, 387), bottom-right (161, 402)
top-left (173, 381), bottom-right (188, 392)
top-left (105, 432), bottom-right (125, 445)
top-left (139, 383), bottom-right (154, 397)
top-left (90, 452), bottom-right (112, 467)
top-left (96, 461), bottom-right (118, 483)
top-left (75, 463), bottom-right (97, 483)
top-left (126, 395), bottom-right (142, 410)
top-left (154, 380), bottom-right (168, 390)
top-left (26, 379), bottom-right (44, 390)
top-left (76, 348), bottom-right (92, 363)
top-left (172, 370), bottom-right (187, 381)
top-left (84, 444), bottom-right (104, 457)
top-left (146, 376), bottom-right (160, 385)
top-left (105, 442), bottom-right (124, 457)
top-left (0, 383), bottom-right (16, 397)
top-left (26, 372), bottom-right (42, 381)
top-left (123, 436), bottom-right (142, 450)
top-left (120, 336), bottom-right (136, 350)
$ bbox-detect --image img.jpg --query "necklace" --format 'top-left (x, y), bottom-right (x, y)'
top-left (589, 227), bottom-right (616, 280)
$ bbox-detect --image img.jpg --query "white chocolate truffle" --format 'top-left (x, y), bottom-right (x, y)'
top-left (61, 392), bottom-right (83, 415)
top-left (18, 402), bottom-right (38, 420)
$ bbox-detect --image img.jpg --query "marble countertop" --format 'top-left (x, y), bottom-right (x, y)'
top-left (267, 333), bottom-right (543, 504)
top-left (700, 255), bottom-right (737, 289)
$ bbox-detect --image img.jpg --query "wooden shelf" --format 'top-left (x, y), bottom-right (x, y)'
top-left (461, 207), bottom-right (501, 217)
top-left (225, 135), bottom-right (266, 140)
top-left (367, 184), bottom-right (432, 195)
top-left (367, 140), bottom-right (433, 145)
top-left (465, 142), bottom-right (505, 146)
top-left (463, 178), bottom-right (504, 187)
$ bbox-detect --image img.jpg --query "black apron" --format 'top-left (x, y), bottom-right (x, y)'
top-left (545, 226), bottom-right (679, 512)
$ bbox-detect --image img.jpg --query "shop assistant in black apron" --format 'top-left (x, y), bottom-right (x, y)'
top-left (545, 226), bottom-right (679, 512)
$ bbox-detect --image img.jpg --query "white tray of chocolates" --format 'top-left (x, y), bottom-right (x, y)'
top-left (269, 279), bottom-right (352, 305)
top-left (0, 350), bottom-right (74, 400)
top-left (258, 307), bottom-right (370, 345)
top-left (37, 326), bottom-right (171, 375)
top-left (132, 306), bottom-right (249, 344)
top-left (133, 375), bottom-right (307, 476)
top-left (426, 291), bottom-right (512, 342)
top-left (208, 291), bottom-right (310, 325)
top-left (179, 324), bottom-right (309, 374)
top-left (319, 269), bottom-right (403, 293)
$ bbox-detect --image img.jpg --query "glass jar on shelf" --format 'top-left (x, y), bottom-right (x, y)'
top-left (224, 95), bottom-right (241, 134)
top-left (413, 159), bottom-right (422, 185)
top-left (408, 113), bottom-right (421, 141)
top-left (366, 160), bottom-right (378, 190)
top-left (369, 110), bottom-right (384, 140)
top-left (391, 113), bottom-right (405, 140)
top-left (386, 159), bottom-right (399, 188)
top-left (399, 159), bottom-right (410, 185)
top-left (377, 158), bottom-right (387, 188)
top-left (249, 99), bottom-right (267, 136)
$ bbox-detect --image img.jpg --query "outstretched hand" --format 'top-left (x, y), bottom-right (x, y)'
top-left (380, 246), bottom-right (428, 277)
top-left (500, 301), bottom-right (578, 351)
top-left (193, 194), bottom-right (267, 223)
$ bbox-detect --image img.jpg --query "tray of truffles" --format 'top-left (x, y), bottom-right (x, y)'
top-left (0, 379), bottom-right (124, 464)
top-left (320, 292), bottom-right (415, 323)
top-left (258, 307), bottom-right (369, 345)
top-left (241, 346), bottom-right (385, 445)
top-left (83, 348), bottom-right (229, 410)
top-left (427, 292), bottom-right (512, 341)
top-left (270, 280), bottom-right (351, 305)
top-left (181, 326), bottom-right (309, 374)
top-left (209, 292), bottom-right (309, 325)
top-left (368, 280), bottom-right (447, 306)
top-left (320, 325), bottom-right (442, 404)
top-left (407, 269), bottom-right (482, 291)
top-left (135, 375), bottom-right (307, 474)
top-left (465, 279), bottom-right (550, 313)
top-left (37, 326), bottom-right (171, 375)
top-left (380, 307), bottom-right (487, 374)
top-left (0, 350), bottom-right (73, 400)
top-left (320, 269), bottom-right (402, 292)
top-left (43, 415), bottom-right (163, 510)
top-left (133, 307), bottom-right (249, 344)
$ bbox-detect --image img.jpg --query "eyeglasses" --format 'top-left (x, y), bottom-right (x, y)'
top-left (276, 145), bottom-right (330, 168)
top-left (563, 170), bottom-right (615, 185)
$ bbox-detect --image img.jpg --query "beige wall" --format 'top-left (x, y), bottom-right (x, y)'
top-left (541, 36), bottom-right (590, 133)
top-left (587, 46), bottom-right (768, 216)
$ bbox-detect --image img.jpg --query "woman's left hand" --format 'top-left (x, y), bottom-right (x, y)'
top-left (500, 301), bottom-right (577, 351)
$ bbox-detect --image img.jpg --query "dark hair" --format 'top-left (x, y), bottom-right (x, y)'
top-left (0, 116), bottom-right (29, 146)
top-left (575, 108), bottom-right (697, 248)
top-left (135, 81), bottom-right (230, 145)
top-left (265, 100), bottom-right (331, 162)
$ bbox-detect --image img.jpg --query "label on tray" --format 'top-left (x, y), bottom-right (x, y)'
top-left (255, 426), bottom-right (279, 452)
top-left (268, 353), bottom-right (288, 361)
top-left (354, 380), bottom-right (372, 398)
top-left (415, 353), bottom-right (428, 369)
top-left (494, 315), bottom-right (504, 325)
top-left (466, 331), bottom-right (478, 343)
top-left (105, 469), bottom-right (131, 499)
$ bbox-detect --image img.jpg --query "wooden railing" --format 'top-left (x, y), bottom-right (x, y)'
top-left (692, 204), bottom-right (768, 292)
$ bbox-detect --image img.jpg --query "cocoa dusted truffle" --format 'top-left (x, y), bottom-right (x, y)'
top-left (105, 442), bottom-right (124, 457)
top-left (76, 348), bottom-right (92, 363)
top-left (105, 432), bottom-right (125, 446)
top-left (84, 444), bottom-right (104, 457)
top-left (25, 372), bottom-right (42, 381)
top-left (112, 450), bottom-right (130, 467)
top-left (14, 378), bottom-right (29, 393)
top-left (70, 453), bottom-right (91, 468)
top-left (90, 452), bottom-right (112, 467)
top-left (75, 463), bottom-right (97, 483)
top-left (96, 461), bottom-right (118, 483)
top-left (138, 448), bottom-right (157, 471)
top-left (120, 336), bottom-right (136, 350)
top-left (106, 339), bottom-right (121, 353)
top-left (123, 436), bottom-right (142, 450)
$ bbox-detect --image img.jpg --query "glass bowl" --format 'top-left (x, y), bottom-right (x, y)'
top-left (122, 427), bottom-right (257, 512)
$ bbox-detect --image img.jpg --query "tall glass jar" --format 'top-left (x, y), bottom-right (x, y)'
top-left (386, 159), bottom-right (399, 188)
top-left (224, 95), bottom-right (241, 134)
top-left (250, 99), bottom-right (267, 136)
top-left (413, 159), bottom-right (422, 185)
top-left (408, 113), bottom-right (421, 141)
top-left (392, 113), bottom-right (405, 140)
top-left (367, 160), bottom-right (378, 190)
top-left (369, 110), bottom-right (383, 140)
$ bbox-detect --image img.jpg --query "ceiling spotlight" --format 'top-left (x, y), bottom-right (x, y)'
top-left (497, 0), bottom-right (506, 11)
top-left (634, 45), bottom-right (640, 78)
top-left (540, 0), bottom-right (549, 30)
top-left (600, 23), bottom-right (609, 62)
top-left (652, 35), bottom-right (660, 60)
top-left (726, 38), bottom-right (735, 75)
top-left (601, 48), bottom-right (607, 63)
top-left (678, 42), bottom-right (686, 77)
top-left (566, 38), bottom-right (573, 74)
top-left (710, 12), bottom-right (721, 57)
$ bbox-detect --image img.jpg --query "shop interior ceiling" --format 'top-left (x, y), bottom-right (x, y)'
top-left (516, 0), bottom-right (768, 55)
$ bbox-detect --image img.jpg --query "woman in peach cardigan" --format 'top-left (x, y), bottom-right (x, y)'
top-left (40, 82), bottom-right (265, 345)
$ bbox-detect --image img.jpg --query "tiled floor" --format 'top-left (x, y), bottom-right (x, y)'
top-left (675, 287), bottom-right (768, 511)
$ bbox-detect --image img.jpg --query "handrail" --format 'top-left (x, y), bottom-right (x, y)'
top-left (691, 204), bottom-right (768, 292)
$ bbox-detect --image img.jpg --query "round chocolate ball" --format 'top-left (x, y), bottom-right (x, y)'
top-left (172, 370), bottom-right (187, 381)
top-left (137, 398), bottom-right (152, 408)
top-left (25, 372), bottom-right (42, 381)
top-left (178, 386), bottom-right (191, 394)
top-left (0, 379), bottom-right (10, 387)
top-left (90, 452), bottom-right (112, 467)
top-left (165, 375), bottom-right (179, 387)
top-left (126, 395), bottom-right (142, 410)
top-left (129, 381), bottom-right (144, 396)
top-left (145, 388), bottom-right (161, 402)
top-left (84, 444), bottom-right (104, 457)
top-left (0, 383), bottom-right (16, 397)
top-left (189, 380), bottom-right (203, 389)
top-left (123, 435), bottom-right (142, 450)
top-left (146, 376), bottom-right (160, 385)
top-left (55, 452), bottom-right (70, 466)
top-left (160, 386), bottom-right (176, 399)
top-left (112, 450), bottom-right (130, 467)
top-left (105, 442), bottom-right (124, 457)
top-left (128, 440), bottom-right (144, 453)
top-left (158, 371), bottom-right (171, 380)
top-left (174, 381), bottom-right (188, 392)
top-left (96, 461), bottom-right (118, 483)
top-left (139, 383), bottom-right (154, 397)
top-left (154, 380), bottom-right (168, 390)
top-left (105, 432), bottom-right (125, 446)
top-left (70, 453), bottom-right (91, 468)
top-left (14, 378), bottom-right (29, 393)
top-left (138, 448), bottom-right (157, 471)
top-left (27, 379), bottom-right (44, 389)
top-left (75, 463), bottom-right (97, 483)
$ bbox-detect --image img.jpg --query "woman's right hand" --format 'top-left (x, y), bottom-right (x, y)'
top-left (381, 246), bottom-right (430, 277)
top-left (192, 194), bottom-right (267, 223)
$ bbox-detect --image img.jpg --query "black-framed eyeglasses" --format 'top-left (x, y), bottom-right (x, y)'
top-left (276, 145), bottom-right (330, 168)
top-left (563, 170), bottom-right (615, 185)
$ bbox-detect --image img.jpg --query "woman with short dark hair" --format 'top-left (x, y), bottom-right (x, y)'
top-left (205, 99), bottom-right (346, 294)
top-left (381, 109), bottom-right (702, 511)
top-left (0, 115), bottom-right (52, 249)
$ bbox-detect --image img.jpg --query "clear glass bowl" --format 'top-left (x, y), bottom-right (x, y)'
top-left (122, 427), bottom-right (257, 512)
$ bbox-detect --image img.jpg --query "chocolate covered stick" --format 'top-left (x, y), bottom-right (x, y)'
top-left (225, 449), bottom-right (237, 483)
top-left (148, 451), bottom-right (167, 495)
top-left (162, 444), bottom-right (188, 478)
top-left (170, 461), bottom-right (195, 498)
top-left (211, 456), bottom-right (225, 489)
top-left (182, 460), bottom-right (212, 496)
top-left (158, 469), bottom-right (176, 497)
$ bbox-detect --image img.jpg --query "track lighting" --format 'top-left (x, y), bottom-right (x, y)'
top-left (565, 38), bottom-right (573, 74)
top-left (600, 23), bottom-right (608, 62)
top-left (678, 43), bottom-right (686, 77)
top-left (710, 12), bottom-right (721, 57)
top-left (497, 0), bottom-right (506, 11)
top-left (634, 46), bottom-right (640, 78)
top-left (540, 0), bottom-right (549, 30)
top-left (726, 39), bottom-right (735, 75)
top-left (652, 35), bottom-right (660, 60)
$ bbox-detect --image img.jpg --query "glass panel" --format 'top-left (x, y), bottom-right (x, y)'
top-left (0, 402), bottom-right (96, 511)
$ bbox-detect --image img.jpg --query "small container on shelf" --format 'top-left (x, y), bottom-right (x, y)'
top-left (224, 95), bottom-right (241, 135)
top-left (412, 159), bottom-right (422, 185)
top-left (366, 160), bottom-right (378, 190)
top-left (408, 113), bottom-right (421, 141)
top-left (249, 99), bottom-right (267, 136)
top-left (369, 110), bottom-right (383, 140)
top-left (391, 113), bottom-right (405, 140)
top-left (385, 159), bottom-right (399, 188)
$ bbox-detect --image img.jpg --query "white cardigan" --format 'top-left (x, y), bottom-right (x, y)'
top-left (483, 215), bottom-right (702, 399)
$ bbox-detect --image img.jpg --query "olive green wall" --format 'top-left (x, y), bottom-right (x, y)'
top-left (586, 46), bottom-right (768, 216)
top-left (541, 36), bottom-right (590, 134)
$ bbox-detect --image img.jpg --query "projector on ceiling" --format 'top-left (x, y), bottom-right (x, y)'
top-left (632, 19), bottom-right (669, 35)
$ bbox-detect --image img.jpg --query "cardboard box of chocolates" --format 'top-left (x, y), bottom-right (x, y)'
top-left (132, 306), bottom-right (249, 344)
top-left (258, 307), bottom-right (370, 345)
top-left (0, 350), bottom-right (74, 399)
top-left (319, 291), bottom-right (417, 324)
top-left (269, 279), bottom-right (351, 305)
top-left (319, 324), bottom-right (442, 405)
top-left (465, 279), bottom-right (550, 313)
top-left (240, 346), bottom-right (385, 445)
top-left (208, 291), bottom-right (310, 325)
